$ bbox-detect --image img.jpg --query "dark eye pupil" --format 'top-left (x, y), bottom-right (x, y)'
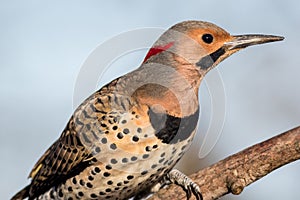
top-left (202, 34), bottom-right (213, 44)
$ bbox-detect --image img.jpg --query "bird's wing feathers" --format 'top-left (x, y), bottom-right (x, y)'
top-left (28, 116), bottom-right (94, 197)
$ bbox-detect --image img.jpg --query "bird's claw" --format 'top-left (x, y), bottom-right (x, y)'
top-left (167, 169), bottom-right (203, 200)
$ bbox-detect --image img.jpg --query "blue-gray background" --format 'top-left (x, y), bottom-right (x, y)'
top-left (1, 1), bottom-right (299, 199)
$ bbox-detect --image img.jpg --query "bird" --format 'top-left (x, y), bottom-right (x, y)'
top-left (11, 20), bottom-right (283, 200)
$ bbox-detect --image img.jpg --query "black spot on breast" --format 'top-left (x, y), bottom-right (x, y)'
top-left (79, 179), bottom-right (85, 186)
top-left (105, 165), bottom-right (112, 170)
top-left (127, 175), bottom-right (134, 180)
top-left (141, 170), bottom-right (148, 175)
top-left (88, 176), bottom-right (94, 181)
top-left (142, 154), bottom-right (149, 159)
top-left (78, 191), bottom-right (84, 197)
top-left (130, 156), bottom-right (137, 161)
top-left (94, 167), bottom-right (101, 173)
top-left (86, 182), bottom-right (93, 188)
top-left (117, 132), bottom-right (124, 139)
top-left (101, 123), bottom-right (107, 128)
top-left (90, 193), bottom-right (97, 198)
top-left (145, 146), bottom-right (151, 152)
top-left (151, 164), bottom-right (157, 169)
top-left (110, 143), bottom-right (117, 150)
top-left (123, 128), bottom-right (130, 134)
top-left (111, 159), bottom-right (117, 164)
top-left (132, 135), bottom-right (139, 142)
top-left (149, 107), bottom-right (199, 144)
top-left (101, 138), bottom-right (107, 144)
top-left (137, 127), bottom-right (142, 133)
top-left (107, 180), bottom-right (113, 185)
top-left (103, 172), bottom-right (111, 177)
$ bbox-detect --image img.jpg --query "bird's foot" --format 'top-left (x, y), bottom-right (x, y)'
top-left (135, 169), bottom-right (202, 200)
top-left (166, 169), bottom-right (203, 200)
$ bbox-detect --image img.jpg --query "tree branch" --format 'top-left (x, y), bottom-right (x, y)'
top-left (149, 126), bottom-right (300, 200)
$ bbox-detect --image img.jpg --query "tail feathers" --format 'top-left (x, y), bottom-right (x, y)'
top-left (11, 185), bottom-right (30, 200)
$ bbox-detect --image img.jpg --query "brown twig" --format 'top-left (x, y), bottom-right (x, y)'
top-left (149, 126), bottom-right (300, 200)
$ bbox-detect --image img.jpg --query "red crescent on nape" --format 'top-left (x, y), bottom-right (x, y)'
top-left (143, 42), bottom-right (174, 63)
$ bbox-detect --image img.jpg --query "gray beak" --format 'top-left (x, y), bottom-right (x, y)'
top-left (224, 34), bottom-right (284, 50)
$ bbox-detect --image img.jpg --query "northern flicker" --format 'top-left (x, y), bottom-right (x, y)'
top-left (11, 20), bottom-right (283, 200)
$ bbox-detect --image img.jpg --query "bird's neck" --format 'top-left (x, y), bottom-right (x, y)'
top-left (120, 53), bottom-right (201, 118)
top-left (143, 50), bottom-right (203, 92)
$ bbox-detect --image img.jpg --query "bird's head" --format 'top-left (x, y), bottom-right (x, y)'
top-left (131, 20), bottom-right (284, 117)
top-left (143, 20), bottom-right (284, 77)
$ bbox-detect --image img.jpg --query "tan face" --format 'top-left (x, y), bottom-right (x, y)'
top-left (187, 28), bottom-right (233, 55)
top-left (170, 26), bottom-right (234, 69)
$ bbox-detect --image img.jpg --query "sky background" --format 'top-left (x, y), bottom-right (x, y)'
top-left (1, 1), bottom-right (300, 199)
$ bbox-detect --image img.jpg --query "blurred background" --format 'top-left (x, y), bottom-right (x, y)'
top-left (1, 0), bottom-right (299, 199)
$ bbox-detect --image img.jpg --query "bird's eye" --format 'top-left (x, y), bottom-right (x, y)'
top-left (202, 34), bottom-right (214, 44)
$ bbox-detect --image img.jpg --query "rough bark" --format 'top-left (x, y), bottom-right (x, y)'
top-left (149, 126), bottom-right (300, 200)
